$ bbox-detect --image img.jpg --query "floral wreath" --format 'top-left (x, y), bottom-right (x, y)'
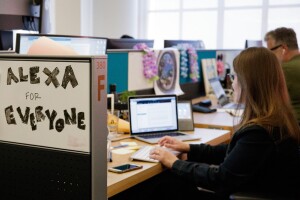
top-left (133, 43), bottom-right (158, 82)
top-left (176, 43), bottom-right (200, 82)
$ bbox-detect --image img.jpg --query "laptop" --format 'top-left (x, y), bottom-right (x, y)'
top-left (128, 95), bottom-right (200, 144)
top-left (177, 100), bottom-right (194, 131)
top-left (208, 77), bottom-right (243, 109)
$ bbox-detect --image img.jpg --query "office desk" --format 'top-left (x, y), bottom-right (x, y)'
top-left (107, 128), bottom-right (230, 198)
top-left (192, 96), bottom-right (240, 135)
top-left (193, 111), bottom-right (238, 135)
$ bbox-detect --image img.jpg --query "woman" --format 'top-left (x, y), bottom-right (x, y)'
top-left (148, 47), bottom-right (300, 199)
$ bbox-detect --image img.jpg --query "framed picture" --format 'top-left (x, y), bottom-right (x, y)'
top-left (201, 58), bottom-right (218, 95)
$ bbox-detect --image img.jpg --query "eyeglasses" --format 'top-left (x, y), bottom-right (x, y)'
top-left (227, 73), bottom-right (235, 82)
top-left (270, 44), bottom-right (282, 51)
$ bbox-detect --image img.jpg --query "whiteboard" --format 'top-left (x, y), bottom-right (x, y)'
top-left (0, 58), bottom-right (90, 153)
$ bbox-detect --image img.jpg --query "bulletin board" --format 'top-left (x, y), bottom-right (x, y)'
top-left (0, 58), bottom-right (90, 152)
top-left (0, 55), bottom-right (107, 200)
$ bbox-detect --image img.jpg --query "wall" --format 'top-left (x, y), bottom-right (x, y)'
top-left (52, 0), bottom-right (139, 38)
top-left (54, 0), bottom-right (81, 35)
top-left (92, 0), bottom-right (139, 38)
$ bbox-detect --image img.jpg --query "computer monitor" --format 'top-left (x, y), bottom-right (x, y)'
top-left (245, 40), bottom-right (263, 48)
top-left (16, 33), bottom-right (107, 55)
top-left (107, 38), bottom-right (154, 49)
top-left (164, 40), bottom-right (205, 49)
top-left (0, 31), bottom-right (13, 51)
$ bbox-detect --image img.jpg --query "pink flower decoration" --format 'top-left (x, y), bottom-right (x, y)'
top-left (133, 43), bottom-right (158, 81)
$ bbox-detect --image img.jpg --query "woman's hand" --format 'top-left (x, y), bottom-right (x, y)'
top-left (158, 136), bottom-right (190, 153)
top-left (149, 147), bottom-right (178, 168)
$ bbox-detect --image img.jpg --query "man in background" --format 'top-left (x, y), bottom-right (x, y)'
top-left (265, 27), bottom-right (300, 124)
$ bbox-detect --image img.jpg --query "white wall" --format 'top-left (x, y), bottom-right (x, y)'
top-left (92, 0), bottom-right (139, 38)
top-left (52, 0), bottom-right (140, 38)
top-left (53, 0), bottom-right (81, 35)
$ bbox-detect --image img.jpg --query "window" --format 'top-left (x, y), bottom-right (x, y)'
top-left (140, 0), bottom-right (300, 49)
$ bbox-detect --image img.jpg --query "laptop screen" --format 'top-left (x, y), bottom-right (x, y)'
top-left (209, 77), bottom-right (226, 99)
top-left (129, 95), bottom-right (178, 135)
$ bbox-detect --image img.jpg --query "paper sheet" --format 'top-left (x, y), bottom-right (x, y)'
top-left (120, 142), bottom-right (138, 146)
top-left (112, 148), bottom-right (135, 155)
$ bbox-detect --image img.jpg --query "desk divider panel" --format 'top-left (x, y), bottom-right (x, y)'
top-left (106, 49), bottom-right (240, 99)
top-left (107, 52), bottom-right (128, 93)
top-left (0, 55), bottom-right (107, 200)
top-left (107, 49), bottom-right (207, 99)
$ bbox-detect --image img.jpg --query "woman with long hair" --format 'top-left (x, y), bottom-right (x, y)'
top-left (145, 47), bottom-right (300, 199)
top-left (110, 47), bottom-right (300, 200)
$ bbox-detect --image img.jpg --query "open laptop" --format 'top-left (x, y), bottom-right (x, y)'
top-left (208, 77), bottom-right (242, 109)
top-left (128, 95), bottom-right (200, 144)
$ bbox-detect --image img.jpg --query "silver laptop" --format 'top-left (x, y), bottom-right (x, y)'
top-left (208, 77), bottom-right (242, 109)
top-left (177, 100), bottom-right (194, 131)
top-left (128, 95), bottom-right (200, 144)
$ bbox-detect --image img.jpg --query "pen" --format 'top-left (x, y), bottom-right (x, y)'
top-left (112, 144), bottom-right (129, 149)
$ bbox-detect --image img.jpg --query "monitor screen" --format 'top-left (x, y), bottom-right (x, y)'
top-left (164, 40), bottom-right (205, 49)
top-left (0, 31), bottom-right (13, 51)
top-left (16, 33), bottom-right (107, 55)
top-left (245, 40), bottom-right (263, 48)
top-left (107, 38), bottom-right (154, 49)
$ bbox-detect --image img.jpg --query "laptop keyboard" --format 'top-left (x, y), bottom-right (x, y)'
top-left (138, 132), bottom-right (185, 139)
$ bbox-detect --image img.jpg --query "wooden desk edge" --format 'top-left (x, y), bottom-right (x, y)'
top-left (108, 163), bottom-right (163, 198)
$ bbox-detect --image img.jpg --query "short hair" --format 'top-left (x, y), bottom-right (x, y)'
top-left (120, 34), bottom-right (134, 39)
top-left (264, 30), bottom-right (275, 41)
top-left (265, 27), bottom-right (299, 50)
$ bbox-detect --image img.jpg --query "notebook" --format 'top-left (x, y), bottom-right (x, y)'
top-left (208, 77), bottom-right (242, 109)
top-left (128, 95), bottom-right (200, 144)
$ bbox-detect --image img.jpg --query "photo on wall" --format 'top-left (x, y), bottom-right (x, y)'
top-left (154, 49), bottom-right (183, 95)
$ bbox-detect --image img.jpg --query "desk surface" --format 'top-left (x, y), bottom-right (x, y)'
top-left (193, 111), bottom-right (237, 129)
top-left (192, 96), bottom-right (240, 134)
top-left (107, 128), bottom-right (230, 198)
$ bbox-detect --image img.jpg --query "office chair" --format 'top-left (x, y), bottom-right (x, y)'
top-left (245, 40), bottom-right (263, 48)
top-left (229, 146), bottom-right (300, 200)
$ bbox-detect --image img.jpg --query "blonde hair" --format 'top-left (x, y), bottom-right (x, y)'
top-left (233, 47), bottom-right (300, 143)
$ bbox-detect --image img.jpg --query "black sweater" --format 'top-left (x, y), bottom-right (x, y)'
top-left (172, 125), bottom-right (300, 197)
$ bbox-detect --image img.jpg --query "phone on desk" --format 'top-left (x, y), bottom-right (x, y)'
top-left (108, 163), bottom-right (143, 173)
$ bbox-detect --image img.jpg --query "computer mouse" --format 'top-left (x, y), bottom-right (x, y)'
top-left (198, 99), bottom-right (212, 107)
top-left (192, 105), bottom-right (217, 113)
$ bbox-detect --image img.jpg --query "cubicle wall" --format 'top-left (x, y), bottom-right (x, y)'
top-left (107, 49), bottom-right (241, 100)
top-left (0, 55), bottom-right (107, 200)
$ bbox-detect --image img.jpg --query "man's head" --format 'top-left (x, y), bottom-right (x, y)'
top-left (264, 27), bottom-right (299, 62)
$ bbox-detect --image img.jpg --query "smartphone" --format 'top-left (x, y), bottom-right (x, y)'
top-left (108, 163), bottom-right (143, 173)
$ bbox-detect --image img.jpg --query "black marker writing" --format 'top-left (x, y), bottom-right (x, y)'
top-left (5, 105), bottom-right (16, 124)
top-left (7, 65), bottom-right (78, 89)
top-left (61, 65), bottom-right (78, 89)
top-left (5, 105), bottom-right (86, 132)
top-left (25, 92), bottom-right (41, 100)
top-left (43, 67), bottom-right (60, 88)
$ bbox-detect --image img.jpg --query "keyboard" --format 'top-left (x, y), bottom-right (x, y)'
top-left (138, 132), bottom-right (185, 139)
top-left (130, 145), bottom-right (180, 163)
top-left (130, 146), bottom-right (158, 162)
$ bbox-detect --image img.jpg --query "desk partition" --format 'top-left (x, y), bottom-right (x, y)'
top-left (107, 49), bottom-right (241, 100)
top-left (0, 55), bottom-right (107, 200)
